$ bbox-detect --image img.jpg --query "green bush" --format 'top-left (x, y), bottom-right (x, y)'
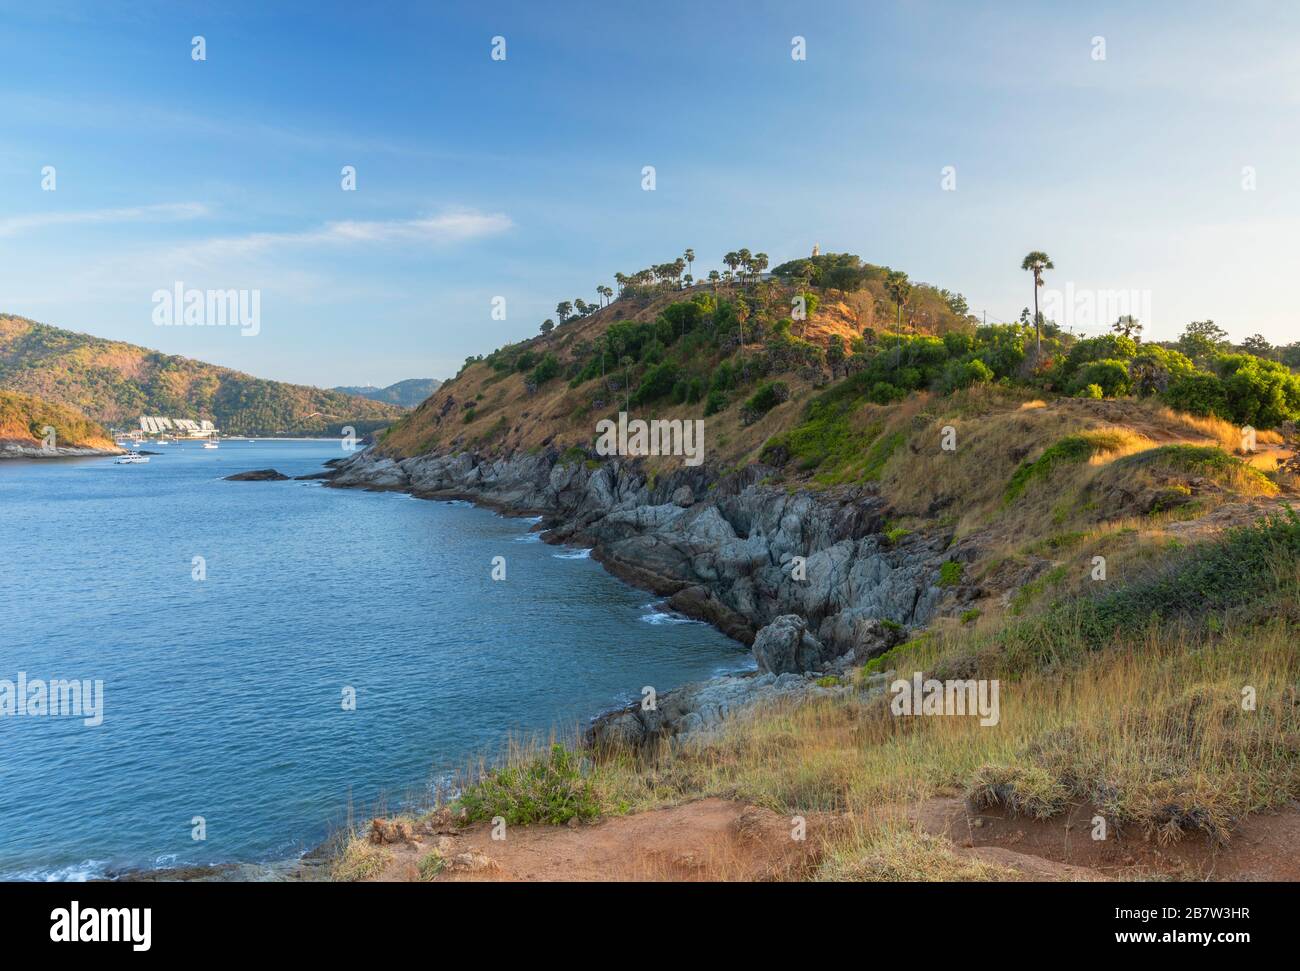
top-left (458, 744), bottom-right (600, 826)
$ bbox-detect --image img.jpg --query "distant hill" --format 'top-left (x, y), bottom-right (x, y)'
top-left (0, 390), bottom-right (117, 453)
top-left (0, 314), bottom-right (405, 437)
top-left (333, 378), bottom-right (441, 409)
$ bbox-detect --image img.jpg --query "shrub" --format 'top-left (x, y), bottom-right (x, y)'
top-left (458, 744), bottom-right (600, 825)
top-left (741, 381), bottom-right (789, 423)
top-left (938, 561), bottom-right (963, 587)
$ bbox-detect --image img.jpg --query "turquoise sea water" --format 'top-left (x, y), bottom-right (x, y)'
top-left (0, 440), bottom-right (747, 879)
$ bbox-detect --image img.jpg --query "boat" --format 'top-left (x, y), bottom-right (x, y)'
top-left (202, 434), bottom-right (219, 449)
top-left (115, 451), bottom-right (149, 464)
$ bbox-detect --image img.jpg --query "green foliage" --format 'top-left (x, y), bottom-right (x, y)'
top-left (458, 744), bottom-right (601, 826)
top-left (0, 390), bottom-right (109, 446)
top-left (529, 352), bottom-right (561, 386)
top-left (1004, 431), bottom-right (1133, 504)
top-left (743, 380), bottom-right (789, 418)
top-left (938, 561), bottom-right (964, 587)
top-left (417, 851), bottom-right (445, 881)
top-left (1001, 508), bottom-right (1300, 669)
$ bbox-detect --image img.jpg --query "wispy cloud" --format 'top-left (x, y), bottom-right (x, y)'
top-left (170, 209), bottom-right (513, 265)
top-left (0, 202), bottom-right (209, 237)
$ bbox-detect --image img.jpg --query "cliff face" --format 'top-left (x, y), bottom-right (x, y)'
top-left (330, 447), bottom-right (954, 659)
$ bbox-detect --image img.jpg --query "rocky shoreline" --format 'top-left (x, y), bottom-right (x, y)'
top-left (0, 440), bottom-right (124, 459)
top-left (326, 446), bottom-right (965, 747)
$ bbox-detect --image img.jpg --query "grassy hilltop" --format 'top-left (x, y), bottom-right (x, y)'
top-left (0, 314), bottom-right (405, 437)
top-left (343, 249), bottom-right (1300, 882)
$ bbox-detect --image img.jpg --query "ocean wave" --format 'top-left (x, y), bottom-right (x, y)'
top-left (6, 859), bottom-right (110, 882)
top-left (513, 533), bottom-right (542, 543)
top-left (552, 548), bottom-right (592, 560)
top-left (638, 603), bottom-right (699, 625)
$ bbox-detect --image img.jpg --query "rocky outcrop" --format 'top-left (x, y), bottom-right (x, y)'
top-left (224, 468), bottom-right (290, 481)
top-left (752, 614), bottom-right (829, 675)
top-left (329, 446), bottom-right (958, 741)
top-left (330, 448), bottom-right (954, 661)
top-left (0, 440), bottom-right (124, 459)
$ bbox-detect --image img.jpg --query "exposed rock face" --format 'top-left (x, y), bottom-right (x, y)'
top-left (330, 449), bottom-right (953, 663)
top-left (0, 441), bottom-right (124, 459)
top-left (224, 468), bottom-right (290, 481)
top-left (329, 446), bottom-right (956, 743)
top-left (752, 615), bottom-right (828, 675)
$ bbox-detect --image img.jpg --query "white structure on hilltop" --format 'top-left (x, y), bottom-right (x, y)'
top-left (812, 244), bottom-right (820, 257)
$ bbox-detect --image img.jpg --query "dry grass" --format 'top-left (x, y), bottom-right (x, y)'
top-left (331, 838), bottom-right (392, 882)
top-left (817, 825), bottom-right (1018, 882)
top-left (589, 619), bottom-right (1299, 854)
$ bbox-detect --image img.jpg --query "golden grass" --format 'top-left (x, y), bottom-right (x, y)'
top-left (589, 619), bottom-right (1299, 854)
top-left (817, 825), bottom-right (1018, 882)
top-left (331, 838), bottom-right (391, 882)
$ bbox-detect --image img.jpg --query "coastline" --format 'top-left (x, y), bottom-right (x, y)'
top-left (81, 444), bottom-right (950, 882)
top-left (0, 440), bottom-right (124, 459)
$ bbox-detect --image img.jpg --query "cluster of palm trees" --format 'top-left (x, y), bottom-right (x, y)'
top-left (721, 249), bottom-right (769, 285)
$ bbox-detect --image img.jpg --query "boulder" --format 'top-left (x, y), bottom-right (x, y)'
top-left (751, 614), bottom-right (834, 675)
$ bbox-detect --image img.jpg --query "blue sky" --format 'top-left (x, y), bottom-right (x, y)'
top-left (1, 0), bottom-right (1297, 387)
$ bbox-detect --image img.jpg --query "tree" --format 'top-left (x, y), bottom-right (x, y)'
top-left (556, 301), bottom-right (573, 323)
top-left (597, 285), bottom-right (613, 306)
top-left (885, 270), bottom-right (911, 365)
top-left (613, 272), bottom-right (627, 295)
top-left (1242, 333), bottom-right (1274, 359)
top-left (539, 319), bottom-right (555, 335)
top-left (723, 251), bottom-right (740, 283)
top-left (751, 252), bottom-right (769, 281)
top-left (1112, 315), bottom-right (1142, 341)
top-left (1177, 320), bottom-right (1229, 363)
top-left (1020, 251), bottom-right (1054, 355)
top-left (684, 248), bottom-right (695, 279)
top-left (826, 334), bottom-right (846, 378)
top-left (737, 248), bottom-right (753, 284)
top-left (708, 269), bottom-right (721, 290)
top-left (619, 356), bottom-right (633, 410)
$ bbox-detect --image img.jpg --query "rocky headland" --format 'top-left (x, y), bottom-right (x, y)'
top-left (327, 446), bottom-right (962, 744)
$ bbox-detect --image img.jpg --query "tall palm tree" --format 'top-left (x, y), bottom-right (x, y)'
top-left (684, 248), bottom-right (695, 279)
top-left (708, 269), bottom-right (721, 291)
top-left (885, 270), bottom-right (911, 368)
top-left (1020, 251), bottom-right (1054, 355)
top-left (752, 252), bottom-right (769, 282)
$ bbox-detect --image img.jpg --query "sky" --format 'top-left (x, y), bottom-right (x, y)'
top-left (1, 0), bottom-right (1297, 388)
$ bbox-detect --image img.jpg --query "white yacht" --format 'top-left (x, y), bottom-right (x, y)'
top-left (115, 451), bottom-right (150, 464)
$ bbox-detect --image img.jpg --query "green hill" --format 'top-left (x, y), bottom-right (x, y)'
top-left (0, 314), bottom-right (404, 437)
top-left (0, 390), bottom-right (117, 452)
top-left (333, 378), bottom-right (442, 409)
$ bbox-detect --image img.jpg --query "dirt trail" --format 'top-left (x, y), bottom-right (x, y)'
top-left (362, 798), bottom-right (1300, 882)
top-left (369, 799), bottom-right (832, 882)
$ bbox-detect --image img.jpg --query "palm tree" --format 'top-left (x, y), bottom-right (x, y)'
top-left (752, 252), bottom-right (769, 282)
top-left (737, 248), bottom-right (753, 284)
top-left (684, 248), bottom-right (695, 279)
top-left (614, 272), bottom-right (627, 295)
top-left (620, 355), bottom-right (633, 410)
top-left (1020, 251), bottom-right (1054, 354)
top-left (708, 269), bottom-right (721, 291)
top-left (723, 251), bottom-right (740, 283)
top-left (885, 270), bottom-right (911, 368)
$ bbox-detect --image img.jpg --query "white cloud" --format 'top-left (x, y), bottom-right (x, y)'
top-left (169, 209), bottom-right (513, 265)
top-left (0, 202), bottom-right (209, 237)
